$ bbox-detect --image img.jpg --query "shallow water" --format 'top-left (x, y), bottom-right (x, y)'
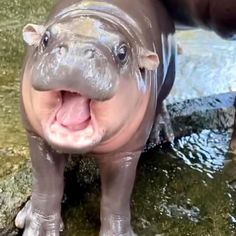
top-left (62, 129), bottom-right (236, 236)
top-left (0, 1), bottom-right (236, 236)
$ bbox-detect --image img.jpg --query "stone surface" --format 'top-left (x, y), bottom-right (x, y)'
top-left (168, 92), bottom-right (236, 137)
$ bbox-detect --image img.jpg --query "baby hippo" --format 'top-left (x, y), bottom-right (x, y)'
top-left (15, 0), bottom-right (176, 235)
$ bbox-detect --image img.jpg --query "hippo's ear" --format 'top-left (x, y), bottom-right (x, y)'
top-left (138, 47), bottom-right (159, 70)
top-left (22, 24), bottom-right (46, 47)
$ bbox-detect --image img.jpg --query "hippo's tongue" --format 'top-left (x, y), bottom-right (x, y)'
top-left (56, 92), bottom-right (90, 130)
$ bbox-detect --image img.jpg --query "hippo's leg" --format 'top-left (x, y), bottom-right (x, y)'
top-left (230, 117), bottom-right (236, 151)
top-left (15, 132), bottom-right (66, 236)
top-left (96, 152), bottom-right (140, 236)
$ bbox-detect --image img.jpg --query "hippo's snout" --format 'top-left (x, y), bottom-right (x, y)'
top-left (56, 42), bottom-right (96, 59)
top-left (83, 47), bottom-right (96, 59)
top-left (31, 40), bottom-right (119, 101)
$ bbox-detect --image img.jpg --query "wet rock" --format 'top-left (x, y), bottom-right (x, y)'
top-left (167, 92), bottom-right (236, 137)
top-left (0, 162), bottom-right (31, 235)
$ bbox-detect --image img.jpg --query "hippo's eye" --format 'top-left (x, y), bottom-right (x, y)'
top-left (42, 31), bottom-right (50, 48)
top-left (115, 44), bottom-right (128, 65)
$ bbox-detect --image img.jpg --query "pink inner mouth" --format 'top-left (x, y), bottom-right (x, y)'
top-left (56, 91), bottom-right (91, 131)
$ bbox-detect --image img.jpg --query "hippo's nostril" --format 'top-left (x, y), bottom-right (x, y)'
top-left (59, 45), bottom-right (68, 56)
top-left (84, 48), bottom-right (96, 59)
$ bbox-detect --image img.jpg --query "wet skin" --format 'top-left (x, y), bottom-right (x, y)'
top-left (14, 0), bottom-right (236, 235)
top-left (161, 0), bottom-right (236, 39)
top-left (16, 0), bottom-right (176, 235)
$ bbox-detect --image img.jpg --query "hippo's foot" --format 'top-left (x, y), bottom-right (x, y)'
top-left (99, 228), bottom-right (137, 236)
top-left (99, 214), bottom-right (137, 236)
top-left (177, 43), bottom-right (183, 55)
top-left (15, 200), bottom-right (63, 236)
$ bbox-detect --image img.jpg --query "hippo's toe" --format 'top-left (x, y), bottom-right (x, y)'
top-left (99, 229), bottom-right (137, 236)
top-left (15, 200), bottom-right (63, 236)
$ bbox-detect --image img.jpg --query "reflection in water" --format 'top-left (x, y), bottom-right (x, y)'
top-left (160, 202), bottom-right (200, 223)
top-left (62, 128), bottom-right (236, 236)
top-left (173, 129), bottom-right (231, 174)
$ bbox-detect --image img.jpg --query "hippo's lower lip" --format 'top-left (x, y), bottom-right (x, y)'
top-left (42, 91), bottom-right (104, 152)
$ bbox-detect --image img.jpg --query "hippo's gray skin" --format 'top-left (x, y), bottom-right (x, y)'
top-left (162, 0), bottom-right (236, 39)
top-left (16, 0), bottom-right (176, 235)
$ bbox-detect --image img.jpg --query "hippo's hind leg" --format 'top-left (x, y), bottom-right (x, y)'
top-left (230, 98), bottom-right (236, 152)
top-left (15, 132), bottom-right (66, 236)
top-left (96, 152), bottom-right (140, 236)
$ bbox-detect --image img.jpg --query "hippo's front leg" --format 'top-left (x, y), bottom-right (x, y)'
top-left (96, 152), bottom-right (140, 236)
top-left (15, 132), bottom-right (66, 236)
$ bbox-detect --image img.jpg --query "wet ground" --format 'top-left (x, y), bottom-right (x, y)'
top-left (61, 130), bottom-right (236, 236)
top-left (0, 1), bottom-right (236, 236)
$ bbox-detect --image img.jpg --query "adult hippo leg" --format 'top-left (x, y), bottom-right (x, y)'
top-left (15, 132), bottom-right (66, 235)
top-left (230, 99), bottom-right (236, 152)
top-left (162, 0), bottom-right (236, 38)
top-left (96, 152), bottom-right (140, 236)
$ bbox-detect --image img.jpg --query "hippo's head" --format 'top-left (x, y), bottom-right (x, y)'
top-left (22, 10), bottom-right (159, 153)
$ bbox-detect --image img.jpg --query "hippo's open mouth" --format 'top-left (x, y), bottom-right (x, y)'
top-left (44, 91), bottom-right (103, 152)
top-left (56, 91), bottom-right (91, 131)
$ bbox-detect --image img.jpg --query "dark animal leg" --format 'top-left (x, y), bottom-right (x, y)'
top-left (15, 132), bottom-right (66, 236)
